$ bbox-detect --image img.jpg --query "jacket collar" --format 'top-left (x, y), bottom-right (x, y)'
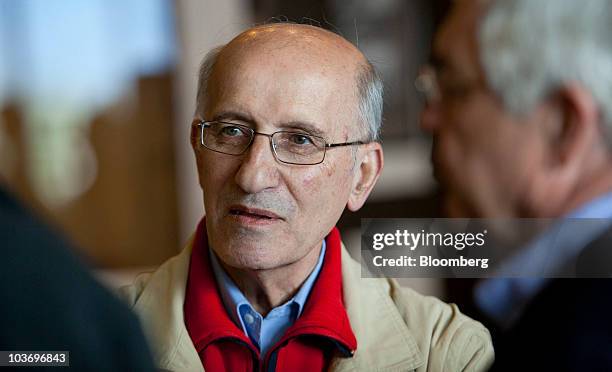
top-left (131, 241), bottom-right (202, 371)
top-left (133, 226), bottom-right (423, 371)
top-left (274, 226), bottom-right (356, 355)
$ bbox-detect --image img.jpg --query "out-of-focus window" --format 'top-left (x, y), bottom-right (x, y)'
top-left (0, 0), bottom-right (176, 206)
top-left (0, 0), bottom-right (179, 267)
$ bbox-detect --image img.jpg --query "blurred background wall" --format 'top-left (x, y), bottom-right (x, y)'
top-left (0, 0), bottom-right (451, 297)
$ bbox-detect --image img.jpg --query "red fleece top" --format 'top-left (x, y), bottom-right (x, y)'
top-left (184, 220), bottom-right (357, 371)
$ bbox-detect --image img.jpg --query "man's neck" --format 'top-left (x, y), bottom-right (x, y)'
top-left (219, 242), bottom-right (323, 316)
top-left (521, 152), bottom-right (612, 218)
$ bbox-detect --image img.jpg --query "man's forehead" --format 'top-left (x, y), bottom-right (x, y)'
top-left (210, 48), bottom-right (352, 105)
top-left (207, 73), bottom-right (351, 139)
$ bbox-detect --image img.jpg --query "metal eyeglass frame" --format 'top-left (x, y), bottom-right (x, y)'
top-left (195, 120), bottom-right (365, 165)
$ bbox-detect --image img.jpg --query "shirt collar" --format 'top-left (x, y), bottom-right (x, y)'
top-left (209, 239), bottom-right (327, 332)
top-left (291, 240), bottom-right (327, 317)
top-left (566, 191), bottom-right (612, 218)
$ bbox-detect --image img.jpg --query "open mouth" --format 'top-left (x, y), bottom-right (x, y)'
top-left (228, 206), bottom-right (281, 220)
top-left (230, 210), bottom-right (272, 219)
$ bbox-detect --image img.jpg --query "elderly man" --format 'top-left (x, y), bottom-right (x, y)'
top-left (420, 0), bottom-right (612, 370)
top-left (123, 23), bottom-right (493, 371)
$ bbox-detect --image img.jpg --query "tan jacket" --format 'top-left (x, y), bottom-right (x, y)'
top-left (121, 240), bottom-right (494, 372)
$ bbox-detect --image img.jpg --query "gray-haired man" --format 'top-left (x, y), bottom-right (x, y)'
top-left (421, 0), bottom-right (612, 370)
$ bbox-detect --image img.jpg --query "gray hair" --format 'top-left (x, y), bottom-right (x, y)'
top-left (478, 0), bottom-right (612, 139)
top-left (195, 45), bottom-right (224, 120)
top-left (194, 41), bottom-right (383, 142)
top-left (356, 62), bottom-right (384, 141)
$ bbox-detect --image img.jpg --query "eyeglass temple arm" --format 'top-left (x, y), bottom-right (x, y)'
top-left (325, 141), bottom-right (366, 148)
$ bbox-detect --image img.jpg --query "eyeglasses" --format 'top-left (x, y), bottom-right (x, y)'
top-left (414, 65), bottom-right (441, 103)
top-left (195, 120), bottom-right (365, 165)
top-left (415, 64), bottom-right (483, 104)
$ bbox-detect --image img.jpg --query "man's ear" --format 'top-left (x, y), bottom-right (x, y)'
top-left (527, 83), bottom-right (601, 215)
top-left (547, 83), bottom-right (599, 181)
top-left (557, 84), bottom-right (601, 169)
top-left (347, 142), bottom-right (384, 211)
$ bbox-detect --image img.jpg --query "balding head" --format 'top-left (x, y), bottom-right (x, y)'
top-left (196, 24), bottom-right (383, 141)
top-left (225, 23), bottom-right (363, 60)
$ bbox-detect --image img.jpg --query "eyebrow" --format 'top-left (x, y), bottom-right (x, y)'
top-left (212, 111), bottom-right (327, 139)
top-left (277, 121), bottom-right (327, 139)
top-left (212, 111), bottom-right (253, 123)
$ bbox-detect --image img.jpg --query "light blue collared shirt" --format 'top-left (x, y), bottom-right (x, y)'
top-left (209, 241), bottom-right (326, 358)
top-left (475, 192), bottom-right (612, 328)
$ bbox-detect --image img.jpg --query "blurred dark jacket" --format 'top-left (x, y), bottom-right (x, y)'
top-left (490, 229), bottom-right (612, 372)
top-left (0, 184), bottom-right (155, 371)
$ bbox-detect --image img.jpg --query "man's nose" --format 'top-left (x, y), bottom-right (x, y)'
top-left (420, 102), bottom-right (441, 133)
top-left (234, 134), bottom-right (280, 194)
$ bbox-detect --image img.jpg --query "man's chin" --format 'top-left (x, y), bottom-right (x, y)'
top-left (218, 248), bottom-right (287, 271)
top-left (215, 232), bottom-right (283, 258)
